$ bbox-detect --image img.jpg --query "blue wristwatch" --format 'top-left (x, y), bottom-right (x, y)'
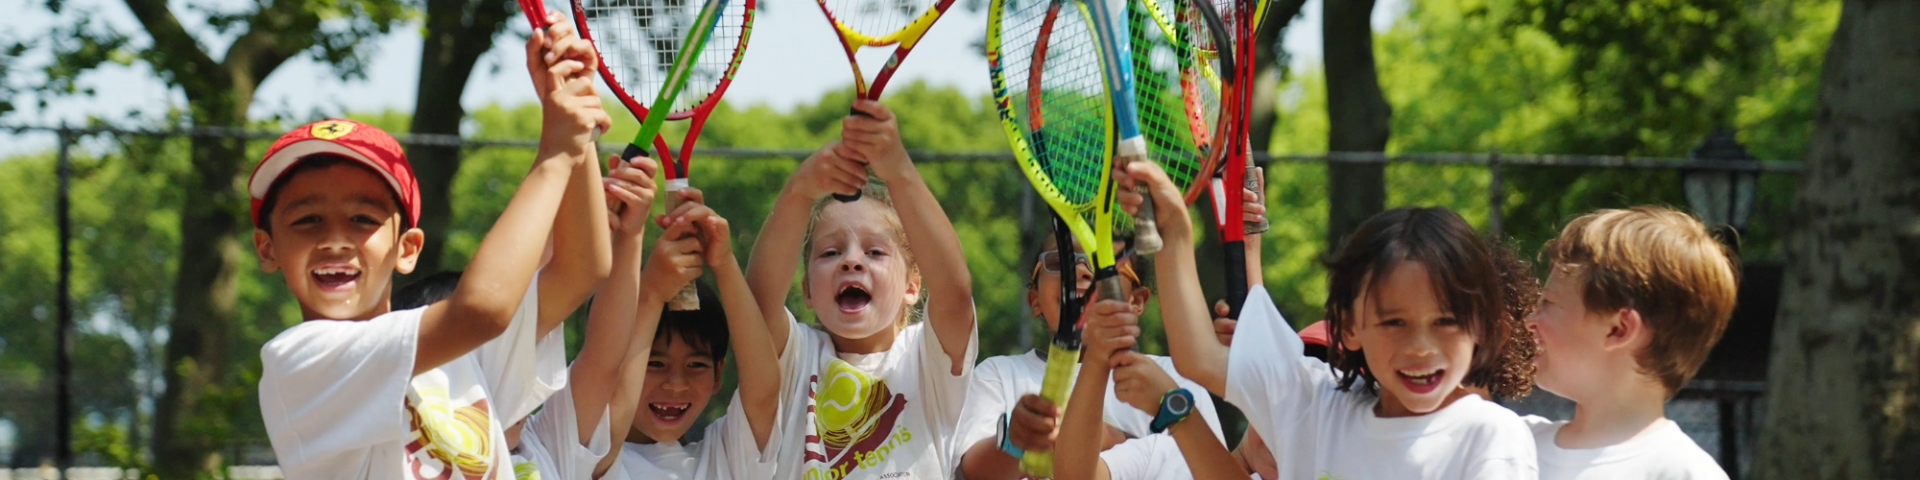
top-left (997, 412), bottom-right (1025, 459)
top-left (1149, 389), bottom-right (1195, 434)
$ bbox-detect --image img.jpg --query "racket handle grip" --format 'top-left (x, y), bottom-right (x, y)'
top-left (1245, 164), bottom-right (1268, 235)
top-left (664, 179), bottom-right (701, 311)
top-left (1124, 153), bottom-right (1164, 254)
top-left (613, 144), bottom-right (655, 217)
top-left (1021, 342), bottom-right (1082, 479)
top-left (832, 107), bottom-right (875, 202)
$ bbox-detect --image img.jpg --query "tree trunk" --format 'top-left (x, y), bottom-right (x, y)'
top-left (1246, 0), bottom-right (1304, 155)
top-left (1754, 1), bottom-right (1920, 478)
top-left (151, 95), bottom-right (250, 480)
top-left (405, 0), bottom-right (517, 282)
top-left (1322, 0), bottom-right (1391, 252)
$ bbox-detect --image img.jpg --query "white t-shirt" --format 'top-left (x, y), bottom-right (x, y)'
top-left (1225, 289), bottom-right (1538, 480)
top-left (772, 308), bottom-right (978, 480)
top-left (261, 282), bottom-right (567, 480)
top-left (1524, 416), bottom-right (1727, 480)
top-left (951, 350), bottom-right (1224, 480)
top-left (510, 380), bottom-right (614, 480)
top-left (607, 393), bottom-right (781, 480)
top-left (1098, 434), bottom-right (1193, 480)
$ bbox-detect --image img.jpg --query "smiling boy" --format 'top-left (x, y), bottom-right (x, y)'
top-left (254, 14), bottom-right (614, 480)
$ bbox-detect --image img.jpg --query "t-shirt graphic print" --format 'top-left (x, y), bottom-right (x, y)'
top-left (404, 379), bottom-right (496, 479)
top-left (772, 308), bottom-right (977, 480)
top-left (803, 359), bottom-right (915, 479)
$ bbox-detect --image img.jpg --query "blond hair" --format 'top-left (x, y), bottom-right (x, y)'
top-left (802, 181), bottom-right (924, 325)
top-left (1544, 206), bottom-right (1740, 395)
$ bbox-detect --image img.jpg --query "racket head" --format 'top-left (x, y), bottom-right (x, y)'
top-left (818, 0), bottom-right (953, 46)
top-left (1130, 0), bottom-right (1218, 205)
top-left (989, 0), bottom-right (1117, 259)
top-left (575, 0), bottom-right (752, 177)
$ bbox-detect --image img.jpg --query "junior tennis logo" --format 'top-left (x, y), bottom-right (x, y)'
top-left (803, 359), bottom-right (913, 480)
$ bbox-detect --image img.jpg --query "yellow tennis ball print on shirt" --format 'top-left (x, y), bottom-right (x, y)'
top-left (816, 359), bottom-right (894, 450)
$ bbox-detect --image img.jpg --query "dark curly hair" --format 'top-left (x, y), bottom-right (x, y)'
top-left (1323, 207), bottom-right (1539, 400)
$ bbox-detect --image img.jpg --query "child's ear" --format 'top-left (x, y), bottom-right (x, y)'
top-left (1027, 289), bottom-right (1042, 313)
top-left (1339, 320), bottom-right (1363, 352)
top-left (253, 229), bottom-right (279, 273)
top-left (1603, 308), bottom-right (1646, 351)
top-left (1128, 286), bottom-right (1152, 314)
top-left (902, 271), bottom-right (923, 306)
top-left (395, 228), bottom-right (427, 275)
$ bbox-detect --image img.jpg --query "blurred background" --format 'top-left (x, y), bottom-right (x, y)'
top-left (1, 0), bottom-right (1912, 478)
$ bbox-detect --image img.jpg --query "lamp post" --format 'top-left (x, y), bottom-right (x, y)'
top-left (1683, 130), bottom-right (1760, 239)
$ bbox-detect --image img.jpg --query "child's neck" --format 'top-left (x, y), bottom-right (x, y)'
top-left (1557, 376), bottom-right (1669, 450)
top-left (831, 324), bottom-right (902, 355)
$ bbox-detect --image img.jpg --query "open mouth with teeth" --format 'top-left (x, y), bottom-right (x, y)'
top-left (311, 265), bottom-right (361, 292)
top-left (1397, 368), bottom-right (1445, 395)
top-left (836, 284), bottom-right (872, 314)
top-left (648, 403), bottom-right (693, 423)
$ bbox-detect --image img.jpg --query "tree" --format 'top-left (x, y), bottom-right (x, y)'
top-left (32, 0), bottom-right (406, 474)
top-left (405, 0), bottom-right (519, 282)
top-left (1754, 0), bottom-right (1920, 476)
top-left (1322, 0), bottom-right (1392, 251)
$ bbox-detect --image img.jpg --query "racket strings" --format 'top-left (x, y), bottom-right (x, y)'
top-left (1126, 1), bottom-right (1208, 200)
top-left (584, 0), bottom-right (746, 113)
top-left (998, 0), bottom-right (1109, 215)
top-left (825, 0), bottom-right (936, 41)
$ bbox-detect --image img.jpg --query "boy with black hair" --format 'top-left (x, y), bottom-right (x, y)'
top-left (255, 12), bottom-right (613, 480)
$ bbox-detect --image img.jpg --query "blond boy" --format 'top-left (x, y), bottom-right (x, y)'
top-left (1525, 206), bottom-right (1740, 480)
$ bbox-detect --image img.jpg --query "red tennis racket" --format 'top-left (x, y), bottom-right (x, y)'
top-left (815, 0), bottom-right (958, 201)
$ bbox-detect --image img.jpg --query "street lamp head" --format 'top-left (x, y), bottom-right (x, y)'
top-left (1684, 130), bottom-right (1759, 234)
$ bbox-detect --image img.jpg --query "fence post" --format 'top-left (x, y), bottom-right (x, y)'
top-left (55, 125), bottom-right (74, 471)
top-left (1488, 151), bottom-right (1504, 239)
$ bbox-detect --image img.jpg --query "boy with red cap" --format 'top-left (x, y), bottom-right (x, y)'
top-left (254, 13), bottom-right (615, 480)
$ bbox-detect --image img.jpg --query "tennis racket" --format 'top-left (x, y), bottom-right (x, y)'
top-left (1082, 0), bottom-right (1166, 255)
top-left (988, 0), bottom-right (1128, 475)
top-left (575, 0), bottom-right (751, 310)
top-left (815, 0), bottom-right (958, 202)
top-left (1205, 0), bottom-right (1266, 318)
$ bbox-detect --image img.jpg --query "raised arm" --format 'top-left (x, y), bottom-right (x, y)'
top-left (840, 100), bottom-right (976, 370)
top-left (671, 188), bottom-right (782, 449)
top-left (535, 15), bottom-right (613, 339)
top-left (567, 156), bottom-right (657, 448)
top-left (744, 144), bottom-right (865, 356)
top-left (414, 15), bottom-right (610, 375)
top-left (593, 215), bottom-right (704, 478)
top-left (1052, 299), bottom-right (1139, 480)
top-left (1115, 162), bottom-right (1228, 394)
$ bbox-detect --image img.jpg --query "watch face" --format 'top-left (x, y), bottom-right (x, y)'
top-left (1168, 392), bottom-right (1191, 414)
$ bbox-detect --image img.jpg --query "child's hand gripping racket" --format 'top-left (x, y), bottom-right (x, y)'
top-left (569, 0), bottom-right (753, 310)
top-left (815, 0), bottom-right (958, 201)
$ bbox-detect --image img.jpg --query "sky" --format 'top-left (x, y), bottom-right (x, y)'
top-left (0, 0), bottom-right (1401, 155)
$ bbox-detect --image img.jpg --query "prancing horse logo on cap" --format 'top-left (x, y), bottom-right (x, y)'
top-left (311, 121), bottom-right (355, 140)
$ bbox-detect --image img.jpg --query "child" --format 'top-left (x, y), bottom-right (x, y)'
top-left (1523, 207), bottom-right (1738, 480)
top-left (955, 176), bottom-right (1268, 480)
top-left (255, 13), bottom-right (612, 480)
top-left (1110, 161), bottom-right (1541, 479)
top-left (744, 100), bottom-right (977, 480)
top-left (605, 189), bottom-right (785, 480)
top-left (950, 233), bottom-right (1223, 480)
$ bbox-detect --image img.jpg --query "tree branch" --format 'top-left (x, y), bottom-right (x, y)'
top-left (121, 0), bottom-right (220, 92)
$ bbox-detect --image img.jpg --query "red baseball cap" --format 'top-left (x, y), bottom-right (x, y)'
top-left (248, 119), bottom-right (421, 230)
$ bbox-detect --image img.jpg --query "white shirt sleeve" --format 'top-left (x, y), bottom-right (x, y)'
top-left (474, 279), bottom-right (565, 425)
top-left (950, 358), bottom-right (1012, 463)
top-left (915, 299), bottom-right (979, 440)
top-left (524, 383), bottom-right (613, 480)
top-left (704, 393), bottom-right (782, 479)
top-left (258, 309), bottom-right (421, 474)
top-left (1223, 289), bottom-right (1315, 440)
top-left (1099, 435), bottom-right (1190, 480)
top-left (776, 309), bottom-right (822, 411)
